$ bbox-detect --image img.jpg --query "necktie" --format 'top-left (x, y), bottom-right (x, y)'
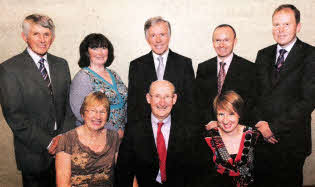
top-left (157, 56), bottom-right (164, 80)
top-left (38, 58), bottom-right (53, 95)
top-left (157, 122), bottom-right (167, 182)
top-left (218, 62), bottom-right (226, 94)
top-left (275, 49), bottom-right (287, 72)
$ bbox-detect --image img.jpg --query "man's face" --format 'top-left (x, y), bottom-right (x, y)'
top-left (212, 27), bottom-right (236, 60)
top-left (146, 22), bottom-right (170, 55)
top-left (212, 27), bottom-right (237, 60)
top-left (22, 24), bottom-right (54, 56)
top-left (146, 81), bottom-right (177, 121)
top-left (272, 8), bottom-right (301, 47)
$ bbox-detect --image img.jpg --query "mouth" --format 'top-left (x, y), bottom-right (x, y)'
top-left (91, 119), bottom-right (103, 126)
top-left (154, 45), bottom-right (165, 49)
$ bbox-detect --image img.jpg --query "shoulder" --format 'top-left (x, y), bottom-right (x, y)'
top-left (169, 50), bottom-right (192, 63)
top-left (233, 54), bottom-right (254, 65)
top-left (1, 51), bottom-right (28, 70)
top-left (130, 52), bottom-right (152, 65)
top-left (72, 69), bottom-right (90, 81)
top-left (198, 57), bottom-right (216, 68)
top-left (257, 44), bottom-right (277, 55)
top-left (47, 53), bottom-right (68, 65)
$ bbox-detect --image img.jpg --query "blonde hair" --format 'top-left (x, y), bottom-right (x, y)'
top-left (213, 90), bottom-right (244, 118)
top-left (80, 91), bottom-right (110, 116)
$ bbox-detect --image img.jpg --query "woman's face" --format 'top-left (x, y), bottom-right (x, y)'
top-left (217, 107), bottom-right (240, 134)
top-left (88, 47), bottom-right (108, 66)
top-left (82, 104), bottom-right (108, 131)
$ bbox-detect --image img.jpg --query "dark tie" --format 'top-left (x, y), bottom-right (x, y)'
top-left (38, 58), bottom-right (53, 95)
top-left (218, 62), bottom-right (226, 94)
top-left (275, 49), bottom-right (287, 72)
top-left (157, 122), bottom-right (167, 182)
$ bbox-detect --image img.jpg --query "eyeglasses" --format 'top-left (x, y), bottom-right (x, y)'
top-left (85, 109), bottom-right (107, 116)
top-left (149, 94), bottom-right (174, 101)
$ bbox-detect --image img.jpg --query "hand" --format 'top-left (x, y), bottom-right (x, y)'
top-left (48, 135), bottom-right (61, 155)
top-left (117, 129), bottom-right (124, 139)
top-left (205, 121), bottom-right (218, 131)
top-left (255, 121), bottom-right (278, 144)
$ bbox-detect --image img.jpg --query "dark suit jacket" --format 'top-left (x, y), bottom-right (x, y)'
top-left (254, 38), bottom-right (315, 156)
top-left (116, 117), bottom-right (194, 187)
top-left (0, 49), bottom-right (75, 175)
top-left (195, 54), bottom-right (256, 126)
top-left (127, 50), bottom-right (195, 123)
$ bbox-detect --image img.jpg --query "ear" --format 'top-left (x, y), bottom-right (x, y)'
top-left (296, 22), bottom-right (301, 33)
top-left (172, 94), bottom-right (177, 104)
top-left (233, 37), bottom-right (238, 47)
top-left (21, 32), bottom-right (28, 43)
top-left (146, 93), bottom-right (151, 104)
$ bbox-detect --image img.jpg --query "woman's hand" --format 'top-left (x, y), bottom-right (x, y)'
top-left (205, 121), bottom-right (218, 130)
top-left (118, 128), bottom-right (124, 139)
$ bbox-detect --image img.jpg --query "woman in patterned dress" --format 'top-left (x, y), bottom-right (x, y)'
top-left (56, 91), bottom-right (120, 187)
top-left (70, 33), bottom-right (127, 139)
top-left (204, 91), bottom-right (260, 187)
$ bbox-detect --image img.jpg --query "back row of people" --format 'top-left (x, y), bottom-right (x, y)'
top-left (0, 3), bottom-right (314, 187)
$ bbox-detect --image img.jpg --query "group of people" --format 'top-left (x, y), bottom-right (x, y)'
top-left (0, 3), bottom-right (314, 187)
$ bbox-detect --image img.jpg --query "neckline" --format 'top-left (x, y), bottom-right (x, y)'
top-left (85, 67), bottom-right (116, 88)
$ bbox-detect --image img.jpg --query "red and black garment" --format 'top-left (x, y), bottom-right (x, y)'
top-left (204, 127), bottom-right (260, 187)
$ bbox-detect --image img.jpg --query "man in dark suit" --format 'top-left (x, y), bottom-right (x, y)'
top-left (127, 16), bottom-right (195, 124)
top-left (195, 24), bottom-right (256, 128)
top-left (0, 14), bottom-right (75, 187)
top-left (254, 4), bottom-right (315, 186)
top-left (116, 80), bottom-right (193, 187)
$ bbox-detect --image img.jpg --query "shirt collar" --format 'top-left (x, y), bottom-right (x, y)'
top-left (27, 47), bottom-right (48, 64)
top-left (151, 113), bottom-right (171, 125)
top-left (277, 37), bottom-right (297, 54)
top-left (152, 49), bottom-right (169, 62)
top-left (217, 52), bottom-right (233, 66)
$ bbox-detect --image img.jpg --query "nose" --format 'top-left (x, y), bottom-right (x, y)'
top-left (39, 34), bottom-right (45, 43)
top-left (156, 35), bottom-right (162, 43)
top-left (223, 115), bottom-right (229, 124)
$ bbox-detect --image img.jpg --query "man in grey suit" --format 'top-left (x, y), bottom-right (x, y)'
top-left (0, 14), bottom-right (75, 187)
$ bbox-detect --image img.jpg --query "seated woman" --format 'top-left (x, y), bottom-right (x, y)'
top-left (204, 91), bottom-right (260, 187)
top-left (70, 33), bottom-right (127, 139)
top-left (56, 91), bottom-right (119, 187)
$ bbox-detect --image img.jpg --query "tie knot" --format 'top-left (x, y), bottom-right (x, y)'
top-left (220, 62), bottom-right (226, 67)
top-left (279, 49), bottom-right (287, 56)
top-left (39, 58), bottom-right (45, 65)
top-left (158, 122), bottom-right (164, 129)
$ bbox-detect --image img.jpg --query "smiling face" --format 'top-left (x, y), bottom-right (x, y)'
top-left (146, 22), bottom-right (170, 55)
top-left (146, 81), bottom-right (177, 121)
top-left (216, 107), bottom-right (240, 134)
top-left (82, 104), bottom-right (108, 132)
top-left (212, 26), bottom-right (237, 61)
top-left (88, 47), bottom-right (108, 66)
top-left (22, 23), bottom-right (54, 56)
top-left (272, 8), bottom-right (301, 47)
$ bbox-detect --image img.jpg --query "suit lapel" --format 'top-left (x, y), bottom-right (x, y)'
top-left (222, 55), bottom-right (239, 90)
top-left (144, 118), bottom-right (159, 169)
top-left (47, 54), bottom-right (58, 101)
top-left (163, 50), bottom-right (174, 80)
top-left (144, 52), bottom-right (158, 81)
top-left (22, 50), bottom-right (52, 96)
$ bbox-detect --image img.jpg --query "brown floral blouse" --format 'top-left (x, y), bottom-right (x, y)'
top-left (56, 128), bottom-right (119, 187)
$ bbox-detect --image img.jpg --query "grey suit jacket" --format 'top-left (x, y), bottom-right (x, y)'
top-left (0, 49), bottom-right (75, 174)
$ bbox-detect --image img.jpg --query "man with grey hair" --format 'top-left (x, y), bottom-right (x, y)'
top-left (0, 14), bottom-right (75, 187)
top-left (127, 16), bottom-right (195, 125)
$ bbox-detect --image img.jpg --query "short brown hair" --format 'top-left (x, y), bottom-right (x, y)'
top-left (213, 90), bottom-right (244, 118)
top-left (80, 91), bottom-right (110, 117)
top-left (273, 4), bottom-right (300, 24)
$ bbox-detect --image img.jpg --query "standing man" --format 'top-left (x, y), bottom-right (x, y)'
top-left (195, 24), bottom-right (256, 127)
top-left (0, 14), bottom-right (75, 187)
top-left (127, 16), bottom-right (195, 124)
top-left (116, 80), bottom-right (193, 187)
top-left (254, 4), bottom-right (315, 186)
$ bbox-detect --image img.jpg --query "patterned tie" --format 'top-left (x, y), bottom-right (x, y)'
top-left (218, 62), bottom-right (226, 94)
top-left (157, 122), bottom-right (167, 182)
top-left (275, 49), bottom-right (287, 72)
top-left (38, 58), bottom-right (53, 95)
top-left (157, 56), bottom-right (164, 80)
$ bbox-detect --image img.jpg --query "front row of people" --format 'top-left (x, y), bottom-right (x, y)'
top-left (54, 80), bottom-right (260, 187)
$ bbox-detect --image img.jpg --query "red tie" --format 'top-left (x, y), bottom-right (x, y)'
top-left (157, 122), bottom-right (167, 182)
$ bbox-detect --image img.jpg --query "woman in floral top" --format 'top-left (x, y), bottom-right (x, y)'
top-left (70, 33), bottom-right (127, 139)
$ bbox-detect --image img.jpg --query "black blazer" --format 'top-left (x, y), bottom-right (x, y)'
top-left (0, 50), bottom-right (75, 175)
top-left (254, 38), bottom-right (315, 156)
top-left (127, 50), bottom-right (195, 124)
top-left (116, 117), bottom-right (194, 187)
top-left (195, 54), bottom-right (256, 126)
